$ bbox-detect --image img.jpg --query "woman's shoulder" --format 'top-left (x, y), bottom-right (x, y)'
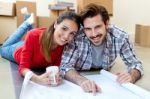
top-left (24, 28), bottom-right (47, 41)
top-left (30, 27), bottom-right (46, 34)
top-left (27, 28), bottom-right (47, 37)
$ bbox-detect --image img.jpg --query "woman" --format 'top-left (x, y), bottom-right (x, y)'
top-left (0, 11), bottom-right (80, 86)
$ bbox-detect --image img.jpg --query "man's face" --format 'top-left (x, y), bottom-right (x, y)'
top-left (83, 14), bottom-right (108, 46)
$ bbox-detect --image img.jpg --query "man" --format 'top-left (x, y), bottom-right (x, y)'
top-left (60, 4), bottom-right (143, 95)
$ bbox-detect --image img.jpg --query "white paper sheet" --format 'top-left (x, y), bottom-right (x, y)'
top-left (100, 70), bottom-right (150, 99)
top-left (20, 70), bottom-right (150, 99)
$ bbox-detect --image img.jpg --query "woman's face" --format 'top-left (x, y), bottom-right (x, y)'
top-left (53, 19), bottom-right (78, 46)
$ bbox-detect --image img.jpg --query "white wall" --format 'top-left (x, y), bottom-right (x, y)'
top-left (111, 0), bottom-right (150, 40)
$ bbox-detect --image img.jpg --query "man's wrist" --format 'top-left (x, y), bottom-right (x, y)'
top-left (76, 76), bottom-right (89, 86)
top-left (129, 69), bottom-right (141, 83)
top-left (65, 69), bottom-right (88, 85)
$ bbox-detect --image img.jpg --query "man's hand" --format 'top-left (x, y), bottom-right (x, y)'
top-left (116, 69), bottom-right (141, 84)
top-left (116, 72), bottom-right (133, 84)
top-left (80, 79), bottom-right (101, 95)
top-left (65, 69), bottom-right (101, 95)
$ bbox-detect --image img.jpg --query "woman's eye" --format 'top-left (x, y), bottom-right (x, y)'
top-left (70, 32), bottom-right (76, 36)
top-left (62, 27), bottom-right (68, 31)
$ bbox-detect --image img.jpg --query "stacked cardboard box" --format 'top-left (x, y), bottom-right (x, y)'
top-left (49, 1), bottom-right (74, 21)
top-left (77, 0), bottom-right (113, 15)
top-left (0, 2), bottom-right (16, 44)
top-left (16, 1), bottom-right (37, 27)
top-left (37, 16), bottom-right (55, 29)
top-left (0, 2), bottom-right (16, 16)
top-left (49, 9), bottom-right (69, 21)
top-left (135, 24), bottom-right (150, 47)
top-left (0, 17), bottom-right (17, 44)
top-left (135, 24), bottom-right (141, 44)
top-left (37, 1), bottom-right (74, 30)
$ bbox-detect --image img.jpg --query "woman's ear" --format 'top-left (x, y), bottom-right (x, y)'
top-left (54, 21), bottom-right (57, 29)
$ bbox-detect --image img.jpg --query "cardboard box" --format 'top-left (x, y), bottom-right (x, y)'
top-left (49, 9), bottom-right (69, 21)
top-left (0, 2), bottom-right (16, 16)
top-left (139, 25), bottom-right (150, 47)
top-left (0, 16), bottom-right (17, 44)
top-left (16, 1), bottom-right (37, 27)
top-left (59, 9), bottom-right (70, 16)
top-left (37, 16), bottom-right (55, 29)
top-left (49, 7), bottom-right (73, 20)
top-left (135, 24), bottom-right (141, 43)
top-left (39, 10), bottom-right (68, 29)
top-left (135, 24), bottom-right (150, 47)
top-left (50, 10), bottom-right (59, 21)
top-left (49, 3), bottom-right (73, 19)
top-left (77, 0), bottom-right (113, 15)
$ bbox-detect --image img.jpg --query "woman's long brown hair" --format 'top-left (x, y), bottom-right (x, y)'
top-left (40, 11), bottom-right (80, 62)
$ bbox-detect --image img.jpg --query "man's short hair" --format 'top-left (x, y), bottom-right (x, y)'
top-left (80, 3), bottom-right (109, 25)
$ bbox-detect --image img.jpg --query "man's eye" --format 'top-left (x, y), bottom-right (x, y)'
top-left (84, 28), bottom-right (90, 31)
top-left (95, 25), bottom-right (101, 29)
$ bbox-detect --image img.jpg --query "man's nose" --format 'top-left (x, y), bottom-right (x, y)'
top-left (91, 29), bottom-right (97, 37)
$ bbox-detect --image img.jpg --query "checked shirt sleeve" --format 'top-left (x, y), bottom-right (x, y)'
top-left (120, 37), bottom-right (143, 75)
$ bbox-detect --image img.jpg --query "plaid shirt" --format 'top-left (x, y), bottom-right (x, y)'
top-left (60, 25), bottom-right (143, 76)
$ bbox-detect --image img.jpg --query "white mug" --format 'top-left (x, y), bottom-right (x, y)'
top-left (46, 66), bottom-right (59, 86)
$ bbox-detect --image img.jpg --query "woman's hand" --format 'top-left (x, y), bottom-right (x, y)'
top-left (30, 72), bottom-right (63, 86)
top-left (31, 72), bottom-right (51, 85)
top-left (54, 72), bottom-right (63, 85)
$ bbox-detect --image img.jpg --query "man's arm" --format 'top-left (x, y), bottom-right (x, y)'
top-left (118, 35), bottom-right (143, 83)
top-left (65, 69), bottom-right (88, 85)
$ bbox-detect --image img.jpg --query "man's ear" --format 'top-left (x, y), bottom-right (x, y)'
top-left (106, 20), bottom-right (110, 28)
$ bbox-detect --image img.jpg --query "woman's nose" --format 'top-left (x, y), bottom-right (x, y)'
top-left (63, 33), bottom-right (70, 40)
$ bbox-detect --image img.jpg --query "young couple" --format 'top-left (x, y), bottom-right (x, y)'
top-left (0, 4), bottom-right (143, 95)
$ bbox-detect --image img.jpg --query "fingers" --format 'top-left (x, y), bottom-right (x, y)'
top-left (43, 78), bottom-right (51, 85)
top-left (96, 84), bottom-right (101, 93)
top-left (80, 80), bottom-right (101, 95)
top-left (81, 81), bottom-right (91, 92)
top-left (116, 72), bottom-right (132, 84)
top-left (92, 81), bottom-right (102, 95)
top-left (39, 72), bottom-right (51, 85)
top-left (33, 72), bottom-right (62, 86)
top-left (91, 81), bottom-right (96, 95)
top-left (46, 72), bottom-right (63, 86)
top-left (41, 72), bottom-right (50, 78)
top-left (55, 72), bottom-right (62, 85)
top-left (56, 75), bottom-right (63, 85)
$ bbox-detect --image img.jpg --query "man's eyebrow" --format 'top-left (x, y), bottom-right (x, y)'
top-left (84, 27), bottom-right (91, 29)
top-left (95, 24), bottom-right (102, 28)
